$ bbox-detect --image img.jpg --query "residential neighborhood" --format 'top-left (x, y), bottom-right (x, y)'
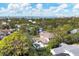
top-left (0, 3), bottom-right (79, 56)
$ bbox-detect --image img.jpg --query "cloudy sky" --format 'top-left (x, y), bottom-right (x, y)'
top-left (0, 3), bottom-right (79, 17)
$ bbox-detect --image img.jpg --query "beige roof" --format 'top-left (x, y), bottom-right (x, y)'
top-left (0, 29), bottom-right (14, 33)
top-left (39, 31), bottom-right (54, 38)
top-left (33, 31), bottom-right (54, 44)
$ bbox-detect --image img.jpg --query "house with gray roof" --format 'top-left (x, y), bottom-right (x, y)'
top-left (68, 29), bottom-right (79, 34)
top-left (50, 43), bottom-right (79, 56)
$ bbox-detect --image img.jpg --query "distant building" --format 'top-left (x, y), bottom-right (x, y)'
top-left (0, 28), bottom-right (15, 40)
top-left (38, 28), bottom-right (44, 33)
top-left (51, 43), bottom-right (79, 56)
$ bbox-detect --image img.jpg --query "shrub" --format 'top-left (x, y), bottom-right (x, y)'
top-left (36, 48), bottom-right (52, 56)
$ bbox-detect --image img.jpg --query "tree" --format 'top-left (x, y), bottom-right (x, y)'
top-left (0, 31), bottom-right (34, 56)
top-left (63, 34), bottom-right (73, 44)
top-left (48, 37), bottom-right (62, 49)
top-left (63, 33), bottom-right (79, 44)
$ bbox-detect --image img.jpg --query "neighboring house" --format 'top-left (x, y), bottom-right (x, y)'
top-left (50, 43), bottom-right (79, 56)
top-left (33, 31), bottom-right (54, 49)
top-left (69, 29), bottom-right (79, 34)
top-left (39, 31), bottom-right (54, 44)
top-left (1, 29), bottom-right (15, 35)
top-left (0, 29), bottom-right (15, 40)
top-left (0, 32), bottom-right (5, 40)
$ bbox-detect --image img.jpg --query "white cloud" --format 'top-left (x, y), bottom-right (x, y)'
top-left (36, 3), bottom-right (43, 9)
top-left (0, 7), bottom-right (9, 14)
top-left (21, 3), bottom-right (30, 7)
top-left (0, 3), bottom-right (32, 16)
top-left (59, 4), bottom-right (67, 8)
top-left (54, 4), bottom-right (68, 12)
top-left (8, 4), bottom-right (20, 10)
top-left (72, 4), bottom-right (79, 17)
top-left (72, 4), bottom-right (79, 13)
top-left (30, 5), bottom-right (57, 17)
top-left (0, 3), bottom-right (75, 17)
top-left (74, 4), bottom-right (79, 9)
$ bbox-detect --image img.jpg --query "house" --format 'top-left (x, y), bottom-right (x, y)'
top-left (39, 31), bottom-right (54, 44)
top-left (68, 29), bottom-right (79, 34)
top-left (1, 29), bottom-right (15, 35)
top-left (0, 28), bottom-right (15, 40)
top-left (33, 31), bottom-right (54, 49)
top-left (50, 43), bottom-right (79, 56)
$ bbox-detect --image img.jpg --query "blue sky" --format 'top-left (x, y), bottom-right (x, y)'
top-left (0, 3), bottom-right (79, 17)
